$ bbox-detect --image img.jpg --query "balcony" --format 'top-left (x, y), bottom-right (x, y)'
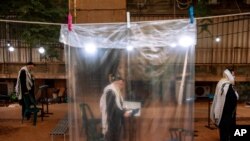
top-left (0, 62), bottom-right (65, 79)
top-left (195, 64), bottom-right (250, 82)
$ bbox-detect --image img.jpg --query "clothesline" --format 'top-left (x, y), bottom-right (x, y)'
top-left (0, 19), bottom-right (62, 26)
top-left (0, 12), bottom-right (249, 26)
top-left (195, 12), bottom-right (250, 20)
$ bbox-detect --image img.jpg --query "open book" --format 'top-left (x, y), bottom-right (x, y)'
top-left (123, 101), bottom-right (141, 117)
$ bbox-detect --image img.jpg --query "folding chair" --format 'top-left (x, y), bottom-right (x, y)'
top-left (169, 128), bottom-right (194, 141)
top-left (79, 103), bottom-right (104, 141)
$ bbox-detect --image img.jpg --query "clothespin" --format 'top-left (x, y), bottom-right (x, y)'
top-left (188, 5), bottom-right (194, 24)
top-left (127, 12), bottom-right (131, 28)
top-left (68, 13), bottom-right (72, 31)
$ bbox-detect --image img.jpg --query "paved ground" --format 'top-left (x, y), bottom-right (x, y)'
top-left (0, 101), bottom-right (249, 141)
top-left (195, 101), bottom-right (250, 141)
top-left (0, 103), bottom-right (68, 141)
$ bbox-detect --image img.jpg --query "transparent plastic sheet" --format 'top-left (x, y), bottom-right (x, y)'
top-left (60, 19), bottom-right (196, 141)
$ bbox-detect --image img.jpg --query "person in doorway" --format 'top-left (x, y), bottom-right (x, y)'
top-left (210, 68), bottom-right (239, 141)
top-left (100, 74), bottom-right (137, 141)
top-left (15, 62), bottom-right (36, 119)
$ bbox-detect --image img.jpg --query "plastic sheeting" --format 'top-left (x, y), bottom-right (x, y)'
top-left (60, 19), bottom-right (196, 141)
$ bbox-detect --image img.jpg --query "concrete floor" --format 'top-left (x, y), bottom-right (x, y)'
top-left (0, 103), bottom-right (68, 141)
top-left (194, 101), bottom-right (250, 141)
top-left (0, 101), bottom-right (250, 141)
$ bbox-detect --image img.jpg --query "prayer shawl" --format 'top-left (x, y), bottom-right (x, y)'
top-left (15, 66), bottom-right (33, 100)
top-left (100, 83), bottom-right (123, 135)
top-left (210, 69), bottom-right (239, 126)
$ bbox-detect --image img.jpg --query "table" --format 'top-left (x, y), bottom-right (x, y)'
top-left (39, 85), bottom-right (53, 116)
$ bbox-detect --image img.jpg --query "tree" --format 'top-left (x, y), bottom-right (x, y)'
top-left (0, 0), bottom-right (68, 60)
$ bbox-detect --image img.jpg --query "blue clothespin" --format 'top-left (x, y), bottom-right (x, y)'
top-left (188, 5), bottom-right (194, 24)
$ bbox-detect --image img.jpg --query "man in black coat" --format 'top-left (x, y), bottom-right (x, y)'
top-left (15, 62), bottom-right (35, 119)
top-left (210, 68), bottom-right (239, 141)
top-left (100, 74), bottom-right (134, 141)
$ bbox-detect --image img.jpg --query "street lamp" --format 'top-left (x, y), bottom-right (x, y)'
top-left (8, 46), bottom-right (14, 52)
top-left (38, 47), bottom-right (45, 54)
top-left (215, 37), bottom-right (221, 42)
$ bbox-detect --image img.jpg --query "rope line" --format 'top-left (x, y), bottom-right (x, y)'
top-left (0, 12), bottom-right (250, 25)
top-left (0, 19), bottom-right (63, 26)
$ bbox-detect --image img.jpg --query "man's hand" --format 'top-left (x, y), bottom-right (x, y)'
top-left (124, 110), bottom-right (133, 117)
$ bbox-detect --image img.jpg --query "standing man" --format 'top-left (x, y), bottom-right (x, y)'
top-left (100, 74), bottom-right (133, 141)
top-left (210, 68), bottom-right (239, 141)
top-left (15, 62), bottom-right (35, 119)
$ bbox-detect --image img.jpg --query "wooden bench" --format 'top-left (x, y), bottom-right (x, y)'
top-left (50, 115), bottom-right (68, 141)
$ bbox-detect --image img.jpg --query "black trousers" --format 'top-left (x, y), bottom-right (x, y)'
top-left (219, 116), bottom-right (236, 141)
top-left (19, 99), bottom-right (25, 117)
top-left (105, 126), bottom-right (122, 141)
top-left (20, 94), bottom-right (32, 119)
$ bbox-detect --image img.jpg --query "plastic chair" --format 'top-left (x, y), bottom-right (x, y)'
top-left (79, 103), bottom-right (104, 141)
top-left (22, 94), bottom-right (40, 126)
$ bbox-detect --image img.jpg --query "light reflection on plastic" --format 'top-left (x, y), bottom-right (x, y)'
top-left (178, 35), bottom-right (195, 48)
top-left (126, 45), bottom-right (134, 51)
top-left (170, 43), bottom-right (177, 48)
top-left (84, 42), bottom-right (97, 54)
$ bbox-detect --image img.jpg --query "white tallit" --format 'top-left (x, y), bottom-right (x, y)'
top-left (100, 83), bottom-right (124, 135)
top-left (15, 66), bottom-right (33, 100)
top-left (210, 69), bottom-right (239, 126)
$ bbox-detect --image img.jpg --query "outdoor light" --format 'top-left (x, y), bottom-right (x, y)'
top-left (7, 43), bottom-right (10, 47)
top-left (178, 35), bottom-right (195, 48)
top-left (215, 37), bottom-right (221, 42)
top-left (126, 45), bottom-right (134, 51)
top-left (8, 46), bottom-right (14, 52)
top-left (84, 42), bottom-right (97, 54)
top-left (38, 47), bottom-right (45, 54)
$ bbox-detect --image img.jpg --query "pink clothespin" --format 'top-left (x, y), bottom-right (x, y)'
top-left (68, 13), bottom-right (72, 31)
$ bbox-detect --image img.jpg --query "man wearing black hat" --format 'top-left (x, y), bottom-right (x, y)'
top-left (100, 74), bottom-right (136, 141)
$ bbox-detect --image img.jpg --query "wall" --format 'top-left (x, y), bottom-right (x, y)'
top-left (71, 0), bottom-right (126, 23)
